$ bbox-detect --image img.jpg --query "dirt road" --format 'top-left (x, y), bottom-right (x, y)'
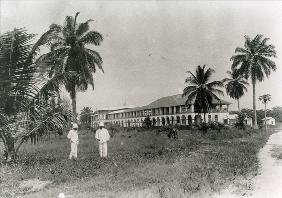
top-left (214, 130), bottom-right (282, 198)
top-left (250, 130), bottom-right (282, 198)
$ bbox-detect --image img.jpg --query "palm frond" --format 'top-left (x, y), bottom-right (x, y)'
top-left (207, 81), bottom-right (224, 88)
top-left (85, 48), bottom-right (103, 72)
top-left (182, 86), bottom-right (197, 97)
top-left (235, 47), bottom-right (250, 54)
top-left (28, 24), bottom-right (62, 60)
top-left (76, 19), bottom-right (94, 37)
top-left (79, 31), bottom-right (103, 45)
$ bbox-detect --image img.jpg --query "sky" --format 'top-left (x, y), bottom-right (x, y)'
top-left (1, 0), bottom-right (282, 112)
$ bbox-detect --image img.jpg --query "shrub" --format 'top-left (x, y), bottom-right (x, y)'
top-left (143, 115), bottom-right (152, 128)
top-left (105, 123), bottom-right (122, 137)
top-left (197, 122), bottom-right (225, 133)
top-left (235, 112), bottom-right (246, 130)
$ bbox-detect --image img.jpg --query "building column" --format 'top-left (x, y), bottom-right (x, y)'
top-left (190, 104), bottom-right (194, 112)
top-left (174, 106), bottom-right (177, 114)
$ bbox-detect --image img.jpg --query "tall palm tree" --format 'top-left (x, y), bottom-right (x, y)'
top-left (0, 28), bottom-right (72, 161)
top-left (182, 65), bottom-right (224, 124)
top-left (259, 94), bottom-right (271, 131)
top-left (222, 70), bottom-right (249, 110)
top-left (231, 35), bottom-right (276, 129)
top-left (35, 12), bottom-right (104, 119)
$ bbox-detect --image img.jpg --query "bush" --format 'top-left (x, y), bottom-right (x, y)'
top-left (105, 123), bottom-right (122, 137)
top-left (156, 125), bottom-right (178, 139)
top-left (235, 112), bottom-right (246, 130)
top-left (197, 122), bottom-right (209, 133)
top-left (197, 122), bottom-right (225, 133)
top-left (143, 115), bottom-right (152, 127)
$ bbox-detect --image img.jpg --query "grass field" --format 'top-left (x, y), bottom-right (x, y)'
top-left (0, 127), bottom-right (274, 198)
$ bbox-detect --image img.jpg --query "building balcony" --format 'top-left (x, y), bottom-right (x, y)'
top-left (193, 109), bottom-right (228, 113)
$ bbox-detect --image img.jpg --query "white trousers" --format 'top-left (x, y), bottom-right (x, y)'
top-left (69, 142), bottom-right (78, 159)
top-left (99, 142), bottom-right (107, 158)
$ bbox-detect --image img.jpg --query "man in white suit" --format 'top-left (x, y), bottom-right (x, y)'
top-left (95, 122), bottom-right (110, 158)
top-left (67, 123), bottom-right (79, 159)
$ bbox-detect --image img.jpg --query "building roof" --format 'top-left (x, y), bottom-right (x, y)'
top-left (146, 94), bottom-right (231, 109)
top-left (261, 117), bottom-right (275, 121)
top-left (109, 94), bottom-right (231, 113)
top-left (93, 105), bottom-right (135, 114)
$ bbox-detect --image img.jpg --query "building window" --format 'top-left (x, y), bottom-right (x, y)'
top-left (208, 115), bottom-right (211, 123)
top-left (215, 115), bottom-right (218, 122)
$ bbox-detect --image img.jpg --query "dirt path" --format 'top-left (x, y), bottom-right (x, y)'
top-left (249, 130), bottom-right (282, 198)
top-left (214, 130), bottom-right (282, 198)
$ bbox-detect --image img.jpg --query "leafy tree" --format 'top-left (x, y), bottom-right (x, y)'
top-left (222, 70), bottom-right (249, 110)
top-left (79, 106), bottom-right (93, 128)
top-left (143, 115), bottom-right (152, 128)
top-left (240, 108), bottom-right (265, 126)
top-left (231, 35), bottom-right (277, 129)
top-left (269, 106), bottom-right (282, 122)
top-left (259, 94), bottom-right (271, 131)
top-left (235, 112), bottom-right (246, 130)
top-left (0, 28), bottom-right (72, 161)
top-left (35, 12), bottom-right (104, 119)
top-left (183, 65), bottom-right (224, 125)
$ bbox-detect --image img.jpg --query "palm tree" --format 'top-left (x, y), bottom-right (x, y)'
top-left (222, 70), bottom-right (249, 110)
top-left (0, 28), bottom-right (72, 161)
top-left (182, 65), bottom-right (224, 124)
top-left (35, 12), bottom-right (104, 119)
top-left (259, 94), bottom-right (271, 131)
top-left (231, 35), bottom-right (277, 129)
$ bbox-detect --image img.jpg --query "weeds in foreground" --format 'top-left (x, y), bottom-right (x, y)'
top-left (0, 128), bottom-right (273, 197)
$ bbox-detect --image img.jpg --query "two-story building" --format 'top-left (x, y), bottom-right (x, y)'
top-left (91, 94), bottom-right (231, 128)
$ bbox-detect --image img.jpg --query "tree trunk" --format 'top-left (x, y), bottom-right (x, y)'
top-left (264, 103), bottom-right (267, 132)
top-left (237, 99), bottom-right (240, 111)
top-left (5, 136), bottom-right (16, 162)
top-left (71, 89), bottom-right (77, 121)
top-left (252, 80), bottom-right (258, 129)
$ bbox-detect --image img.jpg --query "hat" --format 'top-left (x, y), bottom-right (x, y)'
top-left (99, 122), bottom-right (104, 127)
top-left (72, 123), bottom-right (78, 129)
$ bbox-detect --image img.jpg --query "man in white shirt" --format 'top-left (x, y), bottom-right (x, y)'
top-left (95, 122), bottom-right (110, 158)
top-left (67, 123), bottom-right (79, 160)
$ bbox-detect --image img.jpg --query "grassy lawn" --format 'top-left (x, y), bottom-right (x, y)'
top-left (0, 127), bottom-right (273, 198)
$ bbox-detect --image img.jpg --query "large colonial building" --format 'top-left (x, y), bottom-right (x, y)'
top-left (90, 94), bottom-right (231, 128)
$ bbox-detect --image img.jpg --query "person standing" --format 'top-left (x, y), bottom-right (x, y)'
top-left (67, 123), bottom-right (79, 160)
top-left (95, 122), bottom-right (110, 158)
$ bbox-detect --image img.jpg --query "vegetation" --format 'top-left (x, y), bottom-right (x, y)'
top-left (183, 65), bottom-right (224, 126)
top-left (143, 115), bottom-right (152, 127)
top-left (35, 12), bottom-right (104, 118)
top-left (259, 94), bottom-right (271, 131)
top-left (269, 106), bottom-right (282, 122)
top-left (231, 35), bottom-right (277, 129)
top-left (0, 9), bottom-right (279, 198)
top-left (0, 28), bottom-right (72, 161)
top-left (79, 107), bottom-right (93, 129)
top-left (222, 70), bottom-right (249, 110)
top-left (231, 106), bottom-right (282, 127)
top-left (0, 128), bottom-right (272, 197)
top-left (235, 112), bottom-right (247, 130)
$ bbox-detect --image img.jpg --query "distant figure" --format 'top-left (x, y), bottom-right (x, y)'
top-left (67, 123), bottom-right (79, 160)
top-left (95, 122), bottom-right (110, 158)
top-left (167, 124), bottom-right (179, 140)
